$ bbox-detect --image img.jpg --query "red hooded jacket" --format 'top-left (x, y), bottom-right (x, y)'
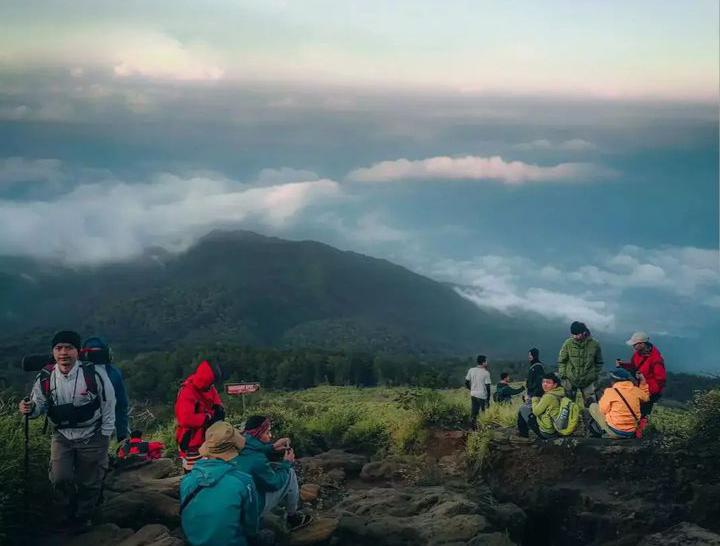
top-left (620, 345), bottom-right (666, 396)
top-left (174, 360), bottom-right (223, 457)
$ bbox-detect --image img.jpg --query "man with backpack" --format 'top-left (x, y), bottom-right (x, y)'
top-left (517, 373), bottom-right (566, 439)
top-left (616, 331), bottom-right (666, 416)
top-left (81, 337), bottom-right (130, 441)
top-left (18, 330), bottom-right (116, 529)
top-left (588, 368), bottom-right (650, 438)
top-left (175, 360), bottom-right (225, 473)
top-left (557, 321), bottom-right (604, 405)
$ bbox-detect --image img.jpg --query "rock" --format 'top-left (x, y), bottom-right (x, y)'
top-left (289, 518), bottom-right (339, 545)
top-left (466, 532), bottom-right (517, 546)
top-left (61, 523), bottom-right (134, 546)
top-left (638, 523), bottom-right (720, 546)
top-left (335, 486), bottom-right (488, 544)
top-left (301, 483), bottom-right (322, 502)
top-left (485, 502), bottom-right (526, 541)
top-left (100, 490), bottom-right (180, 529)
top-left (299, 450), bottom-right (369, 475)
top-left (360, 462), bottom-right (402, 482)
top-left (115, 524), bottom-right (185, 546)
top-left (325, 469), bottom-right (346, 484)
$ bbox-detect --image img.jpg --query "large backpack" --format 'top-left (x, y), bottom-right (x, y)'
top-left (38, 362), bottom-right (106, 430)
top-left (551, 394), bottom-right (580, 436)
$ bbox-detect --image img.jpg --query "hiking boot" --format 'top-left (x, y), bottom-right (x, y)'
top-left (287, 512), bottom-right (313, 531)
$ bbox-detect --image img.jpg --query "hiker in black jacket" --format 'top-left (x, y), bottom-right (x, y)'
top-left (495, 373), bottom-right (524, 403)
top-left (526, 348), bottom-right (545, 398)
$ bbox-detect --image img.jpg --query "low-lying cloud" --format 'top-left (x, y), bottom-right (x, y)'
top-left (0, 171), bottom-right (340, 263)
top-left (513, 139), bottom-right (597, 151)
top-left (346, 155), bottom-right (614, 184)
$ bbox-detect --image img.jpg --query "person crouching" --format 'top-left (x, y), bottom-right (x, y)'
top-left (180, 422), bottom-right (260, 546)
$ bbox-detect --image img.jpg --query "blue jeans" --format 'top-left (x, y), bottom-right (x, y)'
top-left (263, 467), bottom-right (299, 517)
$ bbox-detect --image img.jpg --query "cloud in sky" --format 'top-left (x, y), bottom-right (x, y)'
top-left (513, 139), bottom-right (598, 152)
top-left (0, 168), bottom-right (340, 263)
top-left (346, 155), bottom-right (616, 184)
top-left (0, 157), bottom-right (65, 186)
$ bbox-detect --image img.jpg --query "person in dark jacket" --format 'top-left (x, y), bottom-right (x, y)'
top-left (175, 360), bottom-right (225, 473)
top-left (526, 348), bottom-right (545, 398)
top-left (231, 415), bottom-right (312, 532)
top-left (495, 373), bottom-right (524, 403)
top-left (81, 337), bottom-right (130, 441)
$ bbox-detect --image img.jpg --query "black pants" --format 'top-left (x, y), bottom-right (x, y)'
top-left (640, 394), bottom-right (661, 417)
top-left (470, 396), bottom-right (487, 427)
top-left (517, 406), bottom-right (555, 439)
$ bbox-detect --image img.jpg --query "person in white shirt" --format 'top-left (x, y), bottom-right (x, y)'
top-left (465, 355), bottom-right (492, 429)
top-left (19, 330), bottom-right (116, 529)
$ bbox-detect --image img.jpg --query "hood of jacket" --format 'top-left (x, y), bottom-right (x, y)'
top-left (546, 385), bottom-right (566, 397)
top-left (188, 458), bottom-right (234, 487)
top-left (190, 360), bottom-right (219, 391)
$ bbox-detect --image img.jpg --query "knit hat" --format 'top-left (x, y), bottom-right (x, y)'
top-left (51, 330), bottom-right (82, 351)
top-left (626, 332), bottom-right (649, 346)
top-left (610, 368), bottom-right (633, 381)
top-left (570, 321), bottom-right (588, 335)
top-left (199, 422), bottom-right (246, 461)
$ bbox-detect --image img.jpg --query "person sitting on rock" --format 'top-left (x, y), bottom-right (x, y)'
top-left (180, 421), bottom-right (260, 546)
top-left (588, 369), bottom-right (650, 439)
top-left (116, 429), bottom-right (165, 461)
top-left (231, 415), bottom-right (313, 532)
top-left (517, 373), bottom-right (564, 439)
top-left (495, 372), bottom-right (525, 404)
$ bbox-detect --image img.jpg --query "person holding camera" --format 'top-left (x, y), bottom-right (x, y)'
top-left (175, 360), bottom-right (225, 473)
top-left (232, 415), bottom-right (313, 532)
top-left (18, 330), bottom-right (116, 529)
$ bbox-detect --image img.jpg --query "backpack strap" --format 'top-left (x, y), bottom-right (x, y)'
top-left (612, 388), bottom-right (639, 425)
top-left (80, 362), bottom-right (107, 401)
top-left (180, 484), bottom-right (209, 513)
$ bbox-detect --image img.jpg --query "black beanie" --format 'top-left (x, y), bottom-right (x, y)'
top-left (244, 415), bottom-right (269, 430)
top-left (51, 330), bottom-right (82, 351)
top-left (570, 321), bottom-right (588, 335)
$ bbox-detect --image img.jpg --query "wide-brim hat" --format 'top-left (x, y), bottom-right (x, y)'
top-left (199, 422), bottom-right (245, 461)
top-left (626, 331), bottom-right (649, 346)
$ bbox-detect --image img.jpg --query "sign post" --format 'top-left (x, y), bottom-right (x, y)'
top-left (225, 382), bottom-right (261, 413)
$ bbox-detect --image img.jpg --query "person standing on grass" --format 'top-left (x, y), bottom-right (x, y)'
top-left (18, 330), bottom-right (116, 530)
top-left (465, 355), bottom-right (492, 429)
top-left (557, 321), bottom-right (604, 406)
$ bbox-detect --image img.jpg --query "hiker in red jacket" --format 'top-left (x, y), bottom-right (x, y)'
top-left (616, 331), bottom-right (666, 416)
top-left (117, 430), bottom-right (165, 461)
top-left (174, 360), bottom-right (225, 472)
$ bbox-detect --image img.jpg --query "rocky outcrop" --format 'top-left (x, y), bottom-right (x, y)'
top-left (638, 523), bottom-right (720, 546)
top-left (60, 524), bottom-right (183, 546)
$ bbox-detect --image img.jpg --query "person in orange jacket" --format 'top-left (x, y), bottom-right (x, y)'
top-left (616, 331), bottom-right (667, 416)
top-left (588, 368), bottom-right (649, 438)
top-left (174, 360), bottom-right (225, 472)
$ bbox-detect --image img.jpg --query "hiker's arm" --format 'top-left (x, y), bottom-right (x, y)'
top-left (113, 368), bottom-right (130, 440)
top-left (175, 390), bottom-right (211, 428)
top-left (485, 383), bottom-right (491, 403)
top-left (531, 394), bottom-right (550, 416)
top-left (654, 358), bottom-right (667, 390)
top-left (253, 460), bottom-right (291, 492)
top-left (594, 345), bottom-right (604, 375)
top-left (557, 342), bottom-right (568, 378)
top-left (464, 370), bottom-right (471, 390)
top-left (637, 380), bottom-right (650, 402)
top-left (599, 392), bottom-right (612, 414)
top-left (509, 385), bottom-right (525, 396)
top-left (97, 366), bottom-right (116, 437)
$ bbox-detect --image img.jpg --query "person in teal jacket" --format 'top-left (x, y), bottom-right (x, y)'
top-left (180, 422), bottom-right (260, 546)
top-left (231, 415), bottom-right (312, 531)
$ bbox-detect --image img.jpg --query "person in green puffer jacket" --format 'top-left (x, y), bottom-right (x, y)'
top-left (517, 373), bottom-right (564, 439)
top-left (231, 415), bottom-right (313, 532)
top-left (180, 422), bottom-right (260, 546)
top-left (557, 321), bottom-right (604, 405)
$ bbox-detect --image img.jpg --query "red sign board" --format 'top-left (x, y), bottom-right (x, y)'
top-left (225, 383), bottom-right (261, 395)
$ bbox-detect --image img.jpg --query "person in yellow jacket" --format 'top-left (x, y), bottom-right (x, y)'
top-left (588, 368), bottom-right (650, 439)
top-left (517, 373), bottom-right (565, 439)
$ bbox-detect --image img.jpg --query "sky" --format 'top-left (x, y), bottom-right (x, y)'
top-left (1, 1), bottom-right (719, 370)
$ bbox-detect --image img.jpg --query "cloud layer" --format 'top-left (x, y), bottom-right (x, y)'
top-left (346, 155), bottom-right (614, 184)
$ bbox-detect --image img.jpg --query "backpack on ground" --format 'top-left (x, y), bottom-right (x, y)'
top-left (551, 394), bottom-right (580, 436)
